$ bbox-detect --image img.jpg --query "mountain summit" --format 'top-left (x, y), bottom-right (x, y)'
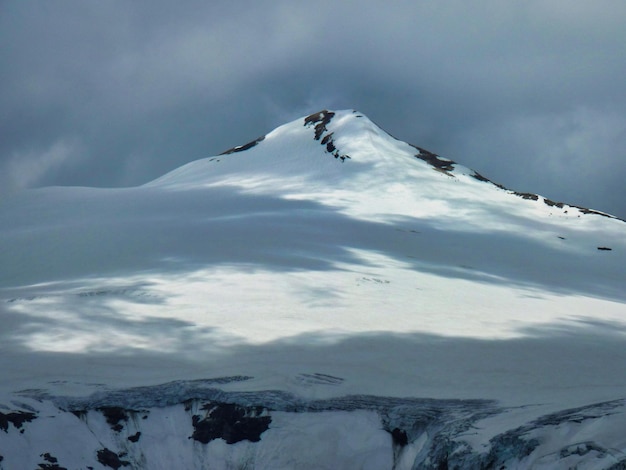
top-left (151, 108), bottom-right (621, 223)
top-left (1, 110), bottom-right (625, 469)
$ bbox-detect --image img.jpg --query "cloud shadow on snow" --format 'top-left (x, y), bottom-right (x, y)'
top-left (1, 182), bottom-right (624, 399)
top-left (2, 300), bottom-right (626, 408)
top-left (1, 184), bottom-right (624, 303)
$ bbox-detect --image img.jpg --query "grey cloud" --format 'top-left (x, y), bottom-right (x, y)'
top-left (1, 1), bottom-right (625, 218)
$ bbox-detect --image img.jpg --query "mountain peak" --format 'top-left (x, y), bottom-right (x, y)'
top-left (147, 109), bottom-right (623, 226)
top-left (215, 107), bottom-right (484, 184)
top-left (218, 108), bottom-right (380, 161)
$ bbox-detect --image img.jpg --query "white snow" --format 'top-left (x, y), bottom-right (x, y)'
top-left (0, 109), bottom-right (625, 468)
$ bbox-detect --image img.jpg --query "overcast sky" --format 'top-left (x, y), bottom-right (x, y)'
top-left (2, 1), bottom-right (626, 219)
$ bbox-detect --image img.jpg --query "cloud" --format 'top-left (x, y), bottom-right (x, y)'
top-left (444, 107), bottom-right (626, 216)
top-left (1, 139), bottom-right (83, 193)
top-left (1, 0), bottom-right (625, 217)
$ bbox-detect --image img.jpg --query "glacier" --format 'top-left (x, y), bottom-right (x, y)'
top-left (1, 110), bottom-right (625, 468)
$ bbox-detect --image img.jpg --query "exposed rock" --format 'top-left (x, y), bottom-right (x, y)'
top-left (190, 402), bottom-right (271, 444)
top-left (544, 198), bottom-right (565, 208)
top-left (304, 110), bottom-right (335, 140)
top-left (390, 427), bottom-right (408, 446)
top-left (513, 191), bottom-right (539, 201)
top-left (96, 448), bottom-right (130, 469)
top-left (0, 410), bottom-right (36, 432)
top-left (468, 168), bottom-right (625, 221)
top-left (304, 110), bottom-right (351, 161)
top-left (220, 135), bottom-right (265, 155)
top-left (41, 453), bottom-right (58, 463)
top-left (36, 452), bottom-right (68, 470)
top-left (471, 171), bottom-right (507, 189)
top-left (410, 144), bottom-right (456, 175)
top-left (98, 406), bottom-right (130, 432)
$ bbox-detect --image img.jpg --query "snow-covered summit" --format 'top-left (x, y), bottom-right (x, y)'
top-left (146, 109), bottom-right (401, 191)
top-left (148, 109), bottom-right (623, 228)
top-left (146, 108), bottom-right (492, 189)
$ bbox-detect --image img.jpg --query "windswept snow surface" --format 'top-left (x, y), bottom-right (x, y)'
top-left (1, 110), bottom-right (625, 468)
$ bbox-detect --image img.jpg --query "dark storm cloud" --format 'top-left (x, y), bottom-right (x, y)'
top-left (1, 1), bottom-right (626, 218)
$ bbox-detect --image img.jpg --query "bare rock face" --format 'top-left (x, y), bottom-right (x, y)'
top-left (3, 382), bottom-right (626, 469)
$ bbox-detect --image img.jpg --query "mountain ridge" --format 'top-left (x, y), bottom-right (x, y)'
top-left (153, 108), bottom-right (623, 223)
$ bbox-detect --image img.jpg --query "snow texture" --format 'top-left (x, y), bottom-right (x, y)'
top-left (1, 109), bottom-right (625, 468)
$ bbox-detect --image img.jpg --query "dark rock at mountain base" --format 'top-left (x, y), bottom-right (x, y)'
top-left (41, 452), bottom-right (58, 463)
top-left (36, 464), bottom-right (68, 470)
top-left (96, 448), bottom-right (130, 469)
top-left (36, 454), bottom-right (68, 470)
top-left (190, 402), bottom-right (272, 444)
top-left (0, 410), bottom-right (37, 432)
top-left (390, 427), bottom-right (408, 446)
top-left (94, 406), bottom-right (143, 433)
top-left (98, 406), bottom-right (128, 432)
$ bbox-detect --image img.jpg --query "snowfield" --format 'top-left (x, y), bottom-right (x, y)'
top-left (1, 110), bottom-right (625, 468)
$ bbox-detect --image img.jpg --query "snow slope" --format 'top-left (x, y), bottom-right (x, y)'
top-left (1, 110), bottom-right (625, 468)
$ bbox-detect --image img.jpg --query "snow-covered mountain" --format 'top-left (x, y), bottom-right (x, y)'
top-left (1, 110), bottom-right (625, 469)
